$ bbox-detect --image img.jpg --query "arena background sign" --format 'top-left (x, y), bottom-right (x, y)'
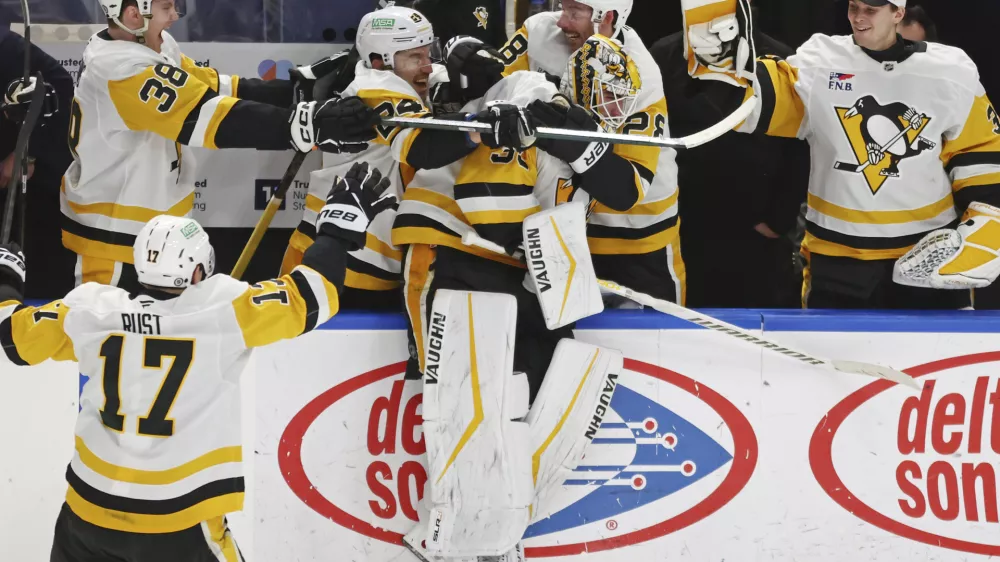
top-left (38, 40), bottom-right (347, 228)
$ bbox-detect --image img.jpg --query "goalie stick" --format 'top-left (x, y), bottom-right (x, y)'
top-left (459, 230), bottom-right (920, 390)
top-left (833, 115), bottom-right (924, 173)
top-left (381, 94), bottom-right (757, 150)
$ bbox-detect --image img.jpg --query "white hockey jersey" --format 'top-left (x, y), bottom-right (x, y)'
top-left (392, 71), bottom-right (578, 267)
top-left (742, 34), bottom-right (1000, 260)
top-left (501, 12), bottom-right (680, 256)
top-left (282, 63), bottom-right (431, 292)
top-left (0, 265), bottom-right (337, 533)
top-left (63, 30), bottom-right (237, 265)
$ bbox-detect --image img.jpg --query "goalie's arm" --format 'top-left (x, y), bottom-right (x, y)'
top-left (108, 63), bottom-right (299, 151)
top-left (0, 299), bottom-right (76, 366)
top-left (941, 88), bottom-right (1000, 216)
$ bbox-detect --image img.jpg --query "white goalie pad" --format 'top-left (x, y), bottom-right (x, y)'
top-left (893, 202), bottom-right (1000, 290)
top-left (526, 339), bottom-right (623, 521)
top-left (415, 290), bottom-right (533, 558)
top-left (523, 202), bottom-right (604, 330)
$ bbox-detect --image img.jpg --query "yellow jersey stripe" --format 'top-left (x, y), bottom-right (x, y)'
top-left (465, 207), bottom-right (541, 225)
top-left (345, 270), bottom-right (401, 291)
top-left (366, 232), bottom-right (403, 261)
top-left (75, 437), bottom-right (241, 485)
top-left (593, 191), bottom-right (678, 216)
top-left (807, 192), bottom-right (955, 225)
top-left (66, 487), bottom-right (244, 534)
top-left (801, 232), bottom-right (913, 260)
top-left (403, 188), bottom-right (468, 222)
top-left (62, 231), bottom-right (134, 263)
top-left (65, 193), bottom-right (195, 224)
top-left (953, 170), bottom-right (1000, 191)
top-left (203, 97), bottom-right (238, 150)
top-left (588, 224), bottom-right (678, 255)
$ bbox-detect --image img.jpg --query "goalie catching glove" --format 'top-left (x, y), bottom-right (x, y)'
top-left (893, 202), bottom-right (1000, 290)
top-left (289, 96), bottom-right (379, 154)
top-left (316, 162), bottom-right (398, 251)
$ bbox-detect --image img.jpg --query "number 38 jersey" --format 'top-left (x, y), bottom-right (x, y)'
top-left (0, 265), bottom-right (338, 533)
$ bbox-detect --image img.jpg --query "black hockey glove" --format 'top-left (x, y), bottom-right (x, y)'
top-left (316, 162), bottom-right (398, 251)
top-left (0, 243), bottom-right (26, 300)
top-left (446, 36), bottom-right (505, 102)
top-left (2, 77), bottom-right (57, 123)
top-left (289, 97), bottom-right (380, 153)
top-left (528, 97), bottom-right (610, 173)
top-left (475, 103), bottom-right (537, 150)
top-left (289, 50), bottom-right (353, 104)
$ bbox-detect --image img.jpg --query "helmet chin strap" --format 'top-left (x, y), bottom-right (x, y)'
top-left (591, 9), bottom-right (604, 35)
top-left (111, 14), bottom-right (151, 44)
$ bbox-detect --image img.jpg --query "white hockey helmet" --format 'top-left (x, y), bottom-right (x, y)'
top-left (561, 35), bottom-right (641, 132)
top-left (99, 0), bottom-right (154, 39)
top-left (356, 5), bottom-right (436, 70)
top-left (134, 215), bottom-right (215, 290)
top-left (575, 0), bottom-right (633, 37)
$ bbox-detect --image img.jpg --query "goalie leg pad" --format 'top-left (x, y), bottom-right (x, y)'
top-left (417, 290), bottom-right (533, 557)
top-left (523, 202), bottom-right (604, 330)
top-left (526, 339), bottom-right (623, 521)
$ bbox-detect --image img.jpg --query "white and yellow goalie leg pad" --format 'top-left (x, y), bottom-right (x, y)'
top-left (523, 202), bottom-right (603, 330)
top-left (415, 290), bottom-right (533, 558)
top-left (893, 202), bottom-right (1000, 290)
top-left (526, 339), bottom-right (623, 521)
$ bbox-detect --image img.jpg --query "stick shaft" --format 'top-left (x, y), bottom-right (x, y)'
top-left (381, 96), bottom-right (756, 150)
top-left (1, 72), bottom-right (45, 245)
top-left (231, 151), bottom-right (308, 280)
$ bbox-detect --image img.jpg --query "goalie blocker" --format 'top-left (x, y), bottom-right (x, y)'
top-left (405, 291), bottom-right (623, 559)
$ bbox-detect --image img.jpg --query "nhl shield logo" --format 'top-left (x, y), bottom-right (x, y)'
top-left (834, 95), bottom-right (937, 194)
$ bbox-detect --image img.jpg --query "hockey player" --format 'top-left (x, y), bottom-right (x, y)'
top-left (63, 0), bottom-right (381, 291)
top-left (691, 0), bottom-right (1000, 308)
top-left (393, 57), bottom-right (632, 562)
top-left (281, 4), bottom-right (537, 309)
top-left (0, 161), bottom-right (395, 562)
top-left (449, 0), bottom-right (686, 305)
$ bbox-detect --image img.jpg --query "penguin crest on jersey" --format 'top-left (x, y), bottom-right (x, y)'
top-left (834, 94), bottom-right (937, 195)
top-left (555, 177), bottom-right (597, 218)
top-left (474, 6), bottom-right (489, 29)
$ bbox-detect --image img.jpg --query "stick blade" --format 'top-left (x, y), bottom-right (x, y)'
top-left (833, 161), bottom-right (862, 172)
top-left (831, 360), bottom-right (921, 390)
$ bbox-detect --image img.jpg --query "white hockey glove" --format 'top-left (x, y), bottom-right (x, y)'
top-left (2, 76), bottom-right (58, 122)
top-left (316, 162), bottom-right (397, 251)
top-left (893, 202), bottom-right (1000, 290)
top-left (474, 102), bottom-right (537, 150)
top-left (0, 243), bottom-right (26, 296)
top-left (289, 97), bottom-right (379, 153)
top-left (683, 0), bottom-right (753, 86)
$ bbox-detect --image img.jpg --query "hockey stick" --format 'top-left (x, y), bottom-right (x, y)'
top-left (231, 151), bottom-right (308, 280)
top-left (381, 96), bottom-right (757, 150)
top-left (833, 116), bottom-right (921, 173)
top-left (1, 72), bottom-right (44, 245)
top-left (459, 230), bottom-right (920, 390)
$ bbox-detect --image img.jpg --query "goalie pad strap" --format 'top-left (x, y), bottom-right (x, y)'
top-left (420, 290), bottom-right (532, 557)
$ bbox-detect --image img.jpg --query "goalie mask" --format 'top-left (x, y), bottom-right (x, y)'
top-left (561, 35), bottom-right (641, 133)
top-left (134, 215), bottom-right (215, 290)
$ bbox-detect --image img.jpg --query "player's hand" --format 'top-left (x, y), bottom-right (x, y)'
top-left (0, 243), bottom-right (26, 295)
top-left (316, 162), bottom-right (397, 250)
top-left (2, 76), bottom-right (57, 123)
top-left (0, 152), bottom-right (35, 188)
top-left (289, 50), bottom-right (352, 104)
top-left (446, 35), bottom-right (505, 102)
top-left (289, 97), bottom-right (380, 153)
top-left (528, 97), bottom-right (610, 172)
top-left (474, 102), bottom-right (536, 150)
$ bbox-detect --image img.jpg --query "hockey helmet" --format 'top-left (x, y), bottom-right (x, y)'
top-left (574, 0), bottom-right (633, 37)
top-left (134, 215), bottom-right (215, 290)
top-left (356, 5), bottom-right (437, 70)
top-left (99, 0), bottom-right (154, 39)
top-left (561, 35), bottom-right (641, 132)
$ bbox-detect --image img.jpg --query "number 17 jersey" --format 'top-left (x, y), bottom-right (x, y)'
top-left (0, 265), bottom-right (338, 533)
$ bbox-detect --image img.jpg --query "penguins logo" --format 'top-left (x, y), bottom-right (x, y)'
top-left (473, 6), bottom-right (489, 29)
top-left (834, 95), bottom-right (936, 194)
top-left (555, 177), bottom-right (597, 218)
